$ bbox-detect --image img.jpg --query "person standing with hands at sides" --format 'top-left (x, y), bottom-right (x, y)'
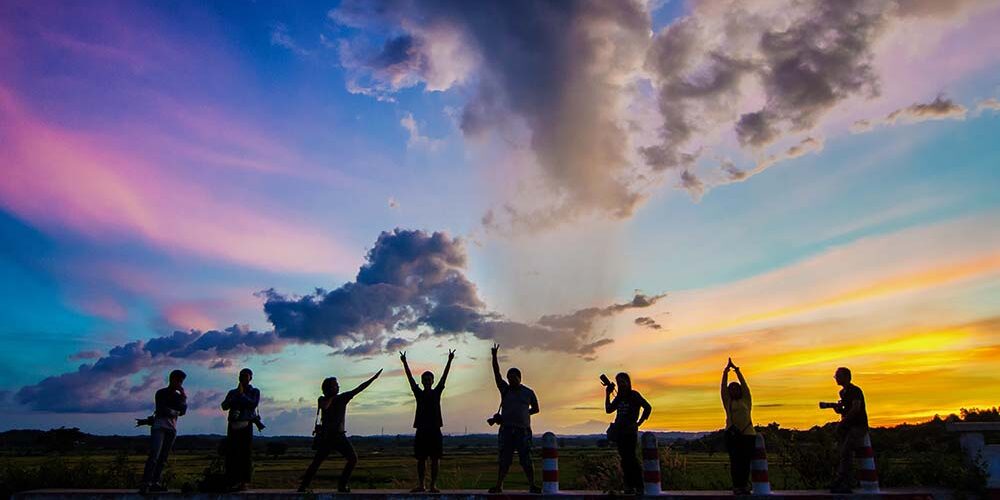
top-left (221, 368), bottom-right (260, 492)
top-left (298, 369), bottom-right (383, 493)
top-left (140, 369), bottom-right (187, 494)
top-left (604, 372), bottom-right (652, 495)
top-left (400, 349), bottom-right (455, 493)
top-left (722, 358), bottom-right (755, 496)
top-left (490, 343), bottom-right (541, 494)
top-left (829, 367), bottom-right (869, 494)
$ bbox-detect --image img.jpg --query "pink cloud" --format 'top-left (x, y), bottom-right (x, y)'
top-left (0, 86), bottom-right (358, 275)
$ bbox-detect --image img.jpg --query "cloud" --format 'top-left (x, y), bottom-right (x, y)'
top-left (330, 0), bottom-right (651, 230)
top-left (635, 316), bottom-right (663, 330)
top-left (851, 94), bottom-right (968, 132)
top-left (271, 23), bottom-right (310, 56)
top-left (15, 324), bottom-right (275, 412)
top-left (679, 170), bottom-right (705, 201)
top-left (388, 197), bottom-right (399, 209)
top-left (977, 97), bottom-right (1000, 112)
top-left (400, 113), bottom-right (443, 150)
top-left (721, 136), bottom-right (825, 184)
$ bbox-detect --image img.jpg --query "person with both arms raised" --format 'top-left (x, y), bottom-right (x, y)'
top-left (400, 349), bottom-right (455, 493)
top-left (221, 367), bottom-right (261, 492)
top-left (721, 358), bottom-right (755, 496)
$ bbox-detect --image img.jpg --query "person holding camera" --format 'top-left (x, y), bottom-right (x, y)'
top-left (298, 369), bottom-right (382, 493)
top-left (824, 367), bottom-right (869, 494)
top-left (221, 368), bottom-right (261, 492)
top-left (604, 372), bottom-right (651, 494)
top-left (721, 358), bottom-right (755, 495)
top-left (139, 369), bottom-right (187, 494)
top-left (400, 349), bottom-right (455, 493)
top-left (489, 343), bottom-right (540, 494)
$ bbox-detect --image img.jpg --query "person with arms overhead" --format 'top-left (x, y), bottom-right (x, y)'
top-left (489, 343), bottom-right (541, 494)
top-left (221, 367), bottom-right (261, 492)
top-left (827, 367), bottom-right (869, 494)
top-left (721, 358), bottom-right (755, 496)
top-left (400, 349), bottom-right (455, 493)
top-left (139, 369), bottom-right (187, 494)
top-left (298, 369), bottom-right (383, 493)
top-left (604, 372), bottom-right (652, 495)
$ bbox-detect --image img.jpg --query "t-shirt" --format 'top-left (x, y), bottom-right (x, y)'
top-left (412, 385), bottom-right (444, 430)
top-left (498, 382), bottom-right (538, 429)
top-left (610, 390), bottom-right (650, 431)
top-left (320, 390), bottom-right (358, 433)
top-left (153, 387), bottom-right (187, 431)
top-left (839, 383), bottom-right (868, 429)
top-left (222, 386), bottom-right (261, 430)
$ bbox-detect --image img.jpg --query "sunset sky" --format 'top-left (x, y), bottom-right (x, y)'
top-left (1, 0), bottom-right (998, 436)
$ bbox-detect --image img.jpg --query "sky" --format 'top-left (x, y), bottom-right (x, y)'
top-left (0, 0), bottom-right (998, 436)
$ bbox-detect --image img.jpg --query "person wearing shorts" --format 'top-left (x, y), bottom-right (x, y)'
top-left (401, 349), bottom-right (455, 492)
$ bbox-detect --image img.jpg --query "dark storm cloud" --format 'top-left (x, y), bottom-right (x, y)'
top-left (16, 229), bottom-right (666, 412)
top-left (15, 325), bottom-right (282, 412)
top-left (331, 0), bottom-right (651, 230)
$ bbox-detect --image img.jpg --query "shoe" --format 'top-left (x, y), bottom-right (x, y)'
top-left (623, 489), bottom-right (636, 495)
top-left (488, 486), bottom-right (503, 494)
top-left (411, 487), bottom-right (427, 493)
top-left (529, 485), bottom-right (542, 494)
top-left (138, 485), bottom-right (149, 495)
top-left (297, 486), bottom-right (310, 493)
top-left (429, 487), bottom-right (441, 493)
top-left (338, 486), bottom-right (352, 493)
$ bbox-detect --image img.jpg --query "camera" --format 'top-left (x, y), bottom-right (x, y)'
top-left (600, 374), bottom-right (612, 386)
top-left (251, 416), bottom-right (266, 431)
top-left (135, 415), bottom-right (154, 427)
top-left (819, 401), bottom-right (841, 410)
top-left (487, 413), bottom-right (504, 426)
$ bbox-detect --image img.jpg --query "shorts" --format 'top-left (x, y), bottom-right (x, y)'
top-left (414, 428), bottom-right (443, 459)
top-left (498, 425), bottom-right (532, 469)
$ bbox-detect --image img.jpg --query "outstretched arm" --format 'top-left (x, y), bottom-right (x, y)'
top-left (348, 369), bottom-right (383, 397)
top-left (400, 352), bottom-right (419, 394)
top-left (491, 344), bottom-right (505, 391)
top-left (437, 349), bottom-right (455, 390)
top-left (721, 362), bottom-right (731, 403)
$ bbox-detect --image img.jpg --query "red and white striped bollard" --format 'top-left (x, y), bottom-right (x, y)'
top-left (542, 432), bottom-right (559, 494)
top-left (855, 432), bottom-right (879, 493)
top-left (751, 433), bottom-right (771, 495)
top-left (642, 431), bottom-right (662, 495)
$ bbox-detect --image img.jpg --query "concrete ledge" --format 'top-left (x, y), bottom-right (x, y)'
top-left (12, 489), bottom-right (937, 500)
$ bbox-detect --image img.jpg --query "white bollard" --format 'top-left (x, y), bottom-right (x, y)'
top-left (542, 432), bottom-right (559, 494)
top-left (855, 433), bottom-right (879, 493)
top-left (642, 431), bottom-right (662, 495)
top-left (751, 434), bottom-right (772, 495)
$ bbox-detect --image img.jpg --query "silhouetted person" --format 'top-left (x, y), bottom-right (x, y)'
top-left (140, 369), bottom-right (187, 494)
top-left (604, 372), bottom-right (652, 494)
top-left (489, 343), bottom-right (540, 494)
top-left (401, 349), bottom-right (455, 492)
top-left (829, 367), bottom-right (869, 494)
top-left (721, 358), bottom-right (755, 495)
top-left (298, 369), bottom-right (382, 493)
top-left (221, 367), bottom-right (260, 491)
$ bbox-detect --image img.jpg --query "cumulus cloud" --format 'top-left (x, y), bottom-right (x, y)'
top-left (851, 95), bottom-right (968, 132)
top-left (977, 97), bottom-right (1000, 112)
top-left (15, 324), bottom-right (274, 412)
top-left (679, 170), bottom-right (705, 201)
top-left (330, 0), bottom-right (651, 230)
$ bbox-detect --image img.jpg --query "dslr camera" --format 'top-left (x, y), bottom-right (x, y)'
top-left (487, 413), bottom-right (504, 426)
top-left (251, 416), bottom-right (267, 431)
top-left (819, 401), bottom-right (842, 410)
top-left (135, 415), bottom-right (155, 427)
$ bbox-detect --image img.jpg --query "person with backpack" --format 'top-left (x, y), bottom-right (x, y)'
top-left (139, 369), bottom-right (187, 494)
top-left (400, 349), bottom-right (455, 492)
top-left (298, 369), bottom-right (382, 493)
top-left (722, 358), bottom-right (755, 495)
top-left (604, 372), bottom-right (652, 494)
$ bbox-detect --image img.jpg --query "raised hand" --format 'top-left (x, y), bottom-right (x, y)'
top-left (491, 343), bottom-right (500, 357)
top-left (399, 351), bottom-right (407, 362)
top-left (448, 349), bottom-right (456, 360)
